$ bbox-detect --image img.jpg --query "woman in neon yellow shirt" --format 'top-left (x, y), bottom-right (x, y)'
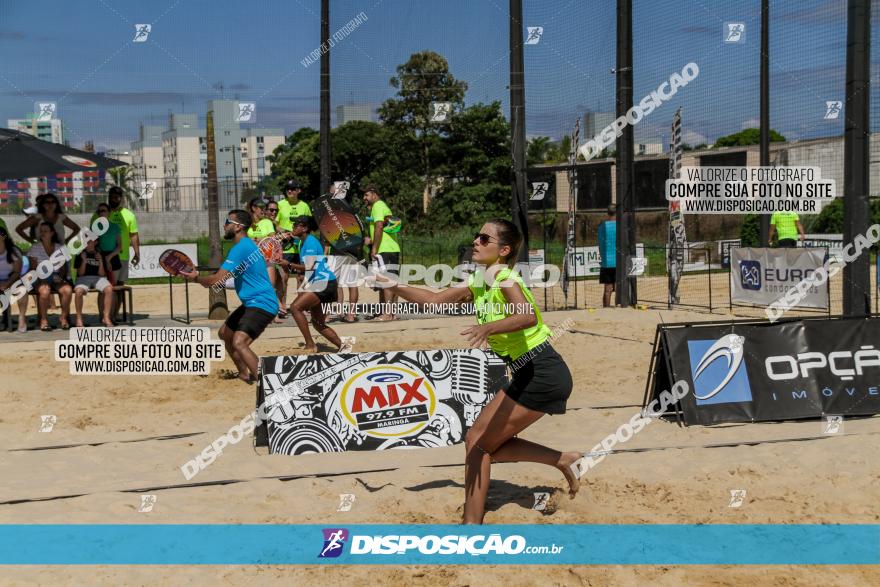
top-left (374, 218), bottom-right (579, 524)
top-left (247, 198), bottom-right (284, 318)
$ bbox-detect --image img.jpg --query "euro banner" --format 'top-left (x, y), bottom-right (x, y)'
top-left (256, 350), bottom-right (508, 454)
top-left (730, 247), bottom-right (828, 309)
top-left (644, 316), bottom-right (880, 426)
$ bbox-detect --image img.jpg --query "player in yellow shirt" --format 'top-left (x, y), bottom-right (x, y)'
top-left (363, 185), bottom-right (400, 321)
top-left (275, 180), bottom-right (311, 310)
top-left (369, 218), bottom-right (579, 524)
top-left (247, 198), bottom-right (284, 318)
top-left (768, 212), bottom-right (805, 248)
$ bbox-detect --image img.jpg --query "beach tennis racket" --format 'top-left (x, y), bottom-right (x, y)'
top-left (259, 237), bottom-right (283, 264)
top-left (312, 195), bottom-right (366, 258)
top-left (159, 249), bottom-right (195, 276)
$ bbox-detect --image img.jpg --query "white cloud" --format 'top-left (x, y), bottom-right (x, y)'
top-left (683, 129), bottom-right (708, 145)
top-left (741, 118), bottom-right (760, 130)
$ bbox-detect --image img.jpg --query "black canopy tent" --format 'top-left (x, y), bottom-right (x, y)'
top-left (0, 128), bottom-right (128, 180)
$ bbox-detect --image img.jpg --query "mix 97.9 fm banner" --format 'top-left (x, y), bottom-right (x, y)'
top-left (256, 350), bottom-right (509, 454)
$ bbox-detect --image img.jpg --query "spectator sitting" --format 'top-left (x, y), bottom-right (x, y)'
top-left (73, 239), bottom-right (114, 328)
top-left (28, 222), bottom-right (73, 331)
top-left (0, 225), bottom-right (28, 332)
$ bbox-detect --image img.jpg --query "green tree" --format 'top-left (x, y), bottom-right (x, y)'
top-left (811, 198), bottom-right (880, 234)
top-left (428, 102), bottom-right (511, 228)
top-left (527, 136), bottom-right (552, 166)
top-left (107, 165), bottom-right (142, 211)
top-left (266, 127), bottom-right (320, 195)
top-left (544, 135), bottom-right (572, 163)
top-left (740, 214), bottom-right (761, 246)
top-left (714, 128), bottom-right (786, 147)
top-left (378, 51), bottom-right (468, 189)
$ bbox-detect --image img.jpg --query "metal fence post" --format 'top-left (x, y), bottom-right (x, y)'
top-left (708, 247), bottom-right (713, 313)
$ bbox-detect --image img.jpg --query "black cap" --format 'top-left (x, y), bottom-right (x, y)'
top-left (285, 179), bottom-right (301, 190)
top-left (292, 215), bottom-right (316, 230)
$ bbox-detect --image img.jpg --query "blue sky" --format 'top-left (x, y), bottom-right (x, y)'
top-left (0, 0), bottom-right (875, 152)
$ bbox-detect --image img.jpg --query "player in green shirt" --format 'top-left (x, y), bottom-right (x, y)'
top-left (363, 185), bottom-right (401, 321)
top-left (247, 198), bottom-right (284, 319)
top-left (768, 212), bottom-right (804, 248)
top-left (276, 180), bottom-right (311, 311)
top-left (107, 186), bottom-right (140, 283)
top-left (370, 218), bottom-right (579, 524)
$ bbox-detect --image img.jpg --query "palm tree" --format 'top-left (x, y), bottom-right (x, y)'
top-left (106, 165), bottom-right (143, 211)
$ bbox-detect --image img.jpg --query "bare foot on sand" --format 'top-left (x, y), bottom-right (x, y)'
top-left (557, 452), bottom-right (583, 498)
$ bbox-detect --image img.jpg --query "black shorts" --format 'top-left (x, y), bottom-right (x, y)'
top-left (376, 252), bottom-right (400, 276)
top-left (100, 250), bottom-right (122, 272)
top-left (504, 343), bottom-right (573, 415)
top-left (777, 239), bottom-right (797, 248)
top-left (304, 279), bottom-right (338, 305)
top-left (224, 305), bottom-right (275, 340)
top-left (599, 267), bottom-right (616, 284)
top-left (35, 274), bottom-right (72, 292)
top-left (283, 253), bottom-right (300, 265)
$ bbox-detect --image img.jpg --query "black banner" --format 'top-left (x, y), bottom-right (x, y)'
top-left (645, 315), bottom-right (880, 426)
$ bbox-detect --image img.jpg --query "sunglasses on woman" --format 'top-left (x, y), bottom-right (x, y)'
top-left (474, 232), bottom-right (497, 246)
top-left (267, 207), bottom-right (278, 213)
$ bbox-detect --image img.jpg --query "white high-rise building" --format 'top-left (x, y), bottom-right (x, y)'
top-left (7, 116), bottom-right (64, 144)
top-left (148, 103), bottom-right (285, 210)
top-left (583, 111), bottom-right (616, 141)
top-left (336, 104), bottom-right (373, 126)
top-left (130, 125), bottom-right (165, 210)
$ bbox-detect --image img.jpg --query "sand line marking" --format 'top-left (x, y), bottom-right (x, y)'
top-left (7, 432), bottom-right (206, 453)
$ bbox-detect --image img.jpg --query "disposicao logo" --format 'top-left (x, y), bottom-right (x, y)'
top-left (319, 528), bottom-right (349, 558)
top-left (339, 365), bottom-right (436, 438)
top-left (740, 260), bottom-right (761, 290)
top-left (687, 335), bottom-right (753, 405)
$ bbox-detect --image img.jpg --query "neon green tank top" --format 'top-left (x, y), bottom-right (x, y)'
top-left (467, 266), bottom-right (552, 360)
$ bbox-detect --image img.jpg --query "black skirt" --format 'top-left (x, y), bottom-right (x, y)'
top-left (504, 343), bottom-right (573, 415)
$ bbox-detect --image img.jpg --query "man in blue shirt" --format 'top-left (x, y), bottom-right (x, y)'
top-left (181, 209), bottom-right (277, 384)
top-left (597, 205), bottom-right (617, 308)
top-left (281, 216), bottom-right (351, 354)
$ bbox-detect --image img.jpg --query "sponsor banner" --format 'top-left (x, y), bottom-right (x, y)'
top-left (528, 248), bottom-right (545, 270)
top-left (645, 316), bottom-right (880, 425)
top-left (566, 244), bottom-right (644, 277)
top-left (803, 233), bottom-right (843, 260)
top-left (0, 524), bottom-right (875, 564)
top-left (717, 239), bottom-right (741, 269)
top-left (667, 240), bottom-right (716, 273)
top-left (257, 350), bottom-right (508, 454)
top-left (731, 247), bottom-right (828, 309)
top-left (129, 243), bottom-right (198, 279)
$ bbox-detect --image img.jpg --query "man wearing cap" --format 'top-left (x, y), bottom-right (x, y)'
top-left (276, 179), bottom-right (311, 307)
top-left (597, 205), bottom-right (617, 308)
